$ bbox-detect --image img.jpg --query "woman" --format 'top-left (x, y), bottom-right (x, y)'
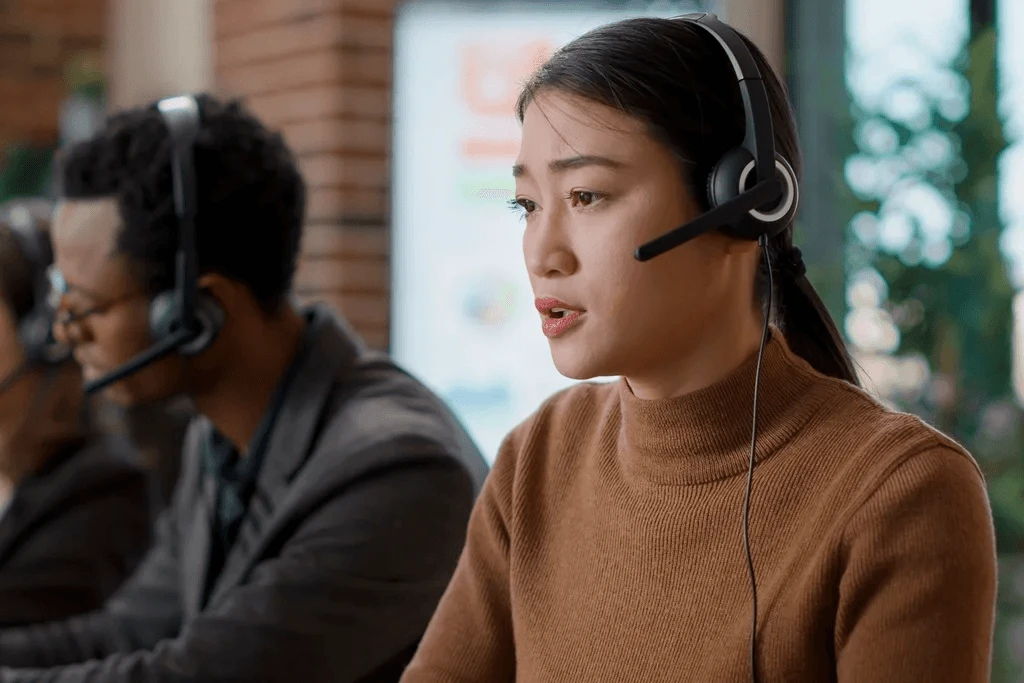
top-left (0, 201), bottom-right (151, 627)
top-left (402, 15), bottom-right (996, 683)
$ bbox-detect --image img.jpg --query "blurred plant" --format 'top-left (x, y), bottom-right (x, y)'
top-left (0, 144), bottom-right (55, 203)
top-left (64, 50), bottom-right (105, 100)
top-left (843, 7), bottom-right (1024, 679)
top-left (0, 50), bottom-right (106, 202)
top-left (854, 26), bottom-right (1014, 444)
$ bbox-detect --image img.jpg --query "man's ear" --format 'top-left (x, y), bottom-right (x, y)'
top-left (195, 273), bottom-right (234, 310)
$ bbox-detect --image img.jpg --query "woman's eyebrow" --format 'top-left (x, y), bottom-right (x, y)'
top-left (512, 154), bottom-right (626, 178)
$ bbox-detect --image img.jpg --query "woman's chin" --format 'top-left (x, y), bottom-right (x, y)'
top-left (550, 347), bottom-right (608, 382)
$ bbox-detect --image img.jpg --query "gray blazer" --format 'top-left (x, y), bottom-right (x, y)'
top-left (0, 435), bottom-right (151, 628)
top-left (0, 306), bottom-right (489, 682)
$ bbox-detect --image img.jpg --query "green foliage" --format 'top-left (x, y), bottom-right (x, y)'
top-left (848, 25), bottom-right (1017, 452)
top-left (64, 51), bottom-right (105, 100)
top-left (846, 22), bottom-right (1024, 679)
top-left (0, 145), bottom-right (55, 204)
top-left (875, 28), bottom-right (1013, 434)
top-left (0, 49), bottom-right (106, 205)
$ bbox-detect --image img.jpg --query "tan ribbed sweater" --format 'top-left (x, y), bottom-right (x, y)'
top-left (402, 335), bottom-right (997, 682)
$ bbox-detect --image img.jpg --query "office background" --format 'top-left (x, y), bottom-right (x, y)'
top-left (2, 0), bottom-right (1022, 678)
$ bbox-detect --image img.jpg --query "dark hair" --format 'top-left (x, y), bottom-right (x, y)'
top-left (57, 94), bottom-right (305, 314)
top-left (516, 18), bottom-right (859, 385)
top-left (0, 200), bottom-right (53, 323)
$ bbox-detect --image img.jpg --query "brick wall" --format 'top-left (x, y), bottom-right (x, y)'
top-left (0, 0), bottom-right (107, 148)
top-left (214, 0), bottom-right (395, 350)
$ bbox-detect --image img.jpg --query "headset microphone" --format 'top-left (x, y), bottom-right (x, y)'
top-left (83, 95), bottom-right (225, 396)
top-left (82, 329), bottom-right (196, 395)
top-left (634, 176), bottom-right (782, 261)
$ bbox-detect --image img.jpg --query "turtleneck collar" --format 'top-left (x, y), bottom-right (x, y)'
top-left (617, 331), bottom-right (827, 485)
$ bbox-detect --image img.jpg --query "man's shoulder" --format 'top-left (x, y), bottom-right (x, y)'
top-left (40, 433), bottom-right (149, 494)
top-left (309, 350), bottom-right (490, 491)
top-left (177, 310), bottom-right (489, 498)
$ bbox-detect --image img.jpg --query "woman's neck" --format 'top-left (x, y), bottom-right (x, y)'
top-left (626, 307), bottom-right (766, 401)
top-left (617, 331), bottom-right (827, 485)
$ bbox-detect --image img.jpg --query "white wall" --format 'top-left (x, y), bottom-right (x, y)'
top-left (105, 0), bottom-right (214, 111)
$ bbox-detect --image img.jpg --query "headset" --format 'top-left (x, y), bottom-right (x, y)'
top-left (632, 13), bottom-right (801, 683)
top-left (0, 204), bottom-right (70, 391)
top-left (634, 13), bottom-right (798, 261)
top-left (83, 95), bottom-right (225, 395)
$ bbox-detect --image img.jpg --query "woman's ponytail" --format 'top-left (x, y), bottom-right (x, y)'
top-left (769, 246), bottom-right (861, 386)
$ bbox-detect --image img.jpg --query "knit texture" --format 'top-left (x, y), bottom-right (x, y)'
top-left (402, 333), bottom-right (997, 682)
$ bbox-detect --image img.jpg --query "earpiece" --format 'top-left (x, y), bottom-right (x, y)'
top-left (147, 288), bottom-right (225, 357)
top-left (706, 150), bottom-right (799, 242)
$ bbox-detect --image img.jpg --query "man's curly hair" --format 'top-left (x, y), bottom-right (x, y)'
top-left (57, 94), bottom-right (306, 313)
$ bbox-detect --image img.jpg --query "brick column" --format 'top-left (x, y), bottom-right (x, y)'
top-left (0, 0), bottom-right (107, 147)
top-left (214, 0), bottom-right (394, 350)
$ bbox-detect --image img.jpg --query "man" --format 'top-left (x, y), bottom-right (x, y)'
top-left (0, 94), bottom-right (489, 682)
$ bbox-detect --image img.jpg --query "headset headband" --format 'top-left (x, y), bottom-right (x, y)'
top-left (676, 13), bottom-right (776, 185)
top-left (155, 95), bottom-right (201, 336)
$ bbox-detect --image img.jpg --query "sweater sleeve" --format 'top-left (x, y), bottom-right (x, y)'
top-left (401, 434), bottom-right (518, 683)
top-left (835, 443), bottom-right (997, 682)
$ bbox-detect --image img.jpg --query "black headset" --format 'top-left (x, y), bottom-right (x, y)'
top-left (634, 12), bottom-right (799, 261)
top-left (631, 14), bottom-right (801, 683)
top-left (1, 203), bottom-right (68, 370)
top-left (83, 94), bottom-right (225, 395)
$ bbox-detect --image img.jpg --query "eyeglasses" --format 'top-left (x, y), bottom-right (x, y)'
top-left (46, 265), bottom-right (142, 329)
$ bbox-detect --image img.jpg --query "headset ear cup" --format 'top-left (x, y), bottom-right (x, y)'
top-left (18, 310), bottom-right (58, 366)
top-left (706, 147), bottom-right (754, 208)
top-left (733, 154), bottom-right (799, 239)
top-left (710, 152), bottom-right (800, 242)
top-left (771, 154), bottom-right (799, 226)
top-left (178, 291), bottom-right (225, 357)
top-left (148, 290), bottom-right (178, 341)
top-left (148, 289), bottom-right (224, 356)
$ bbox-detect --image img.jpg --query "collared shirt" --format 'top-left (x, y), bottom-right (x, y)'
top-left (200, 315), bottom-right (316, 605)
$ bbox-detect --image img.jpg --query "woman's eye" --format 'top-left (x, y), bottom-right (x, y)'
top-left (569, 190), bottom-right (602, 207)
top-left (509, 198), bottom-right (538, 215)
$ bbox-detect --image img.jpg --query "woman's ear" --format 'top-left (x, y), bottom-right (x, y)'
top-left (721, 234), bottom-right (763, 256)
